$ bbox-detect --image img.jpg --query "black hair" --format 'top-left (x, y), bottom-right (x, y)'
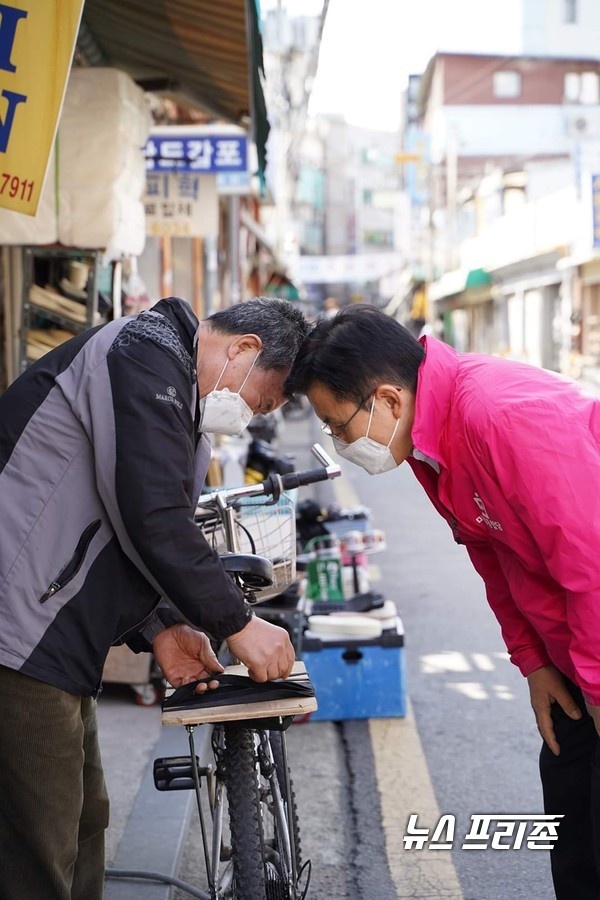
top-left (285, 305), bottom-right (425, 403)
top-left (207, 297), bottom-right (310, 371)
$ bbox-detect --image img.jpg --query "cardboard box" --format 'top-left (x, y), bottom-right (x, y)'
top-left (302, 619), bottom-right (406, 721)
top-left (103, 644), bottom-right (152, 685)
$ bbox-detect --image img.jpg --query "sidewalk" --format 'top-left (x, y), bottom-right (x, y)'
top-left (98, 687), bottom-right (191, 900)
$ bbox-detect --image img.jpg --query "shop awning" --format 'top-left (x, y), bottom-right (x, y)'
top-left (429, 267), bottom-right (491, 302)
top-left (465, 268), bottom-right (492, 289)
top-left (78, 0), bottom-right (269, 175)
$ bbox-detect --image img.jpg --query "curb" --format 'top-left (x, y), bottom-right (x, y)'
top-left (104, 722), bottom-right (212, 899)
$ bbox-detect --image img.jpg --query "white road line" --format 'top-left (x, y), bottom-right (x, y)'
top-left (370, 709), bottom-right (464, 899)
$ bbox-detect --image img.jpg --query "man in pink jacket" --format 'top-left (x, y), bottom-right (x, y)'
top-left (286, 304), bottom-right (600, 899)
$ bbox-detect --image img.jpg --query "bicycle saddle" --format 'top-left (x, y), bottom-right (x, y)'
top-left (220, 552), bottom-right (273, 588)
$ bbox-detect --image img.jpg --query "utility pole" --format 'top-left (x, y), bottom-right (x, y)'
top-left (228, 194), bottom-right (241, 306)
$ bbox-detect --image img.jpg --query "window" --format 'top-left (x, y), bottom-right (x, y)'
top-left (565, 71), bottom-right (581, 102)
top-left (564, 0), bottom-right (577, 24)
top-left (493, 70), bottom-right (521, 99)
top-left (581, 72), bottom-right (600, 104)
top-left (361, 147), bottom-right (379, 164)
top-left (564, 71), bottom-right (600, 104)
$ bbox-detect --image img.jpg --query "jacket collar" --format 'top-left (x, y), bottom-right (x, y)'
top-left (150, 297), bottom-right (199, 355)
top-left (410, 336), bottom-right (459, 469)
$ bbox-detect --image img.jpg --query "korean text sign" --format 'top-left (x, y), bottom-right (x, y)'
top-left (0, 1), bottom-right (84, 216)
top-left (146, 133), bottom-right (248, 174)
top-left (144, 173), bottom-right (219, 238)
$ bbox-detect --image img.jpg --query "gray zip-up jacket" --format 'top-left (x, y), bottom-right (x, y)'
top-left (0, 298), bottom-right (251, 696)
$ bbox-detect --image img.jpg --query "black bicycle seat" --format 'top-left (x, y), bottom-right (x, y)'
top-left (220, 553), bottom-right (273, 588)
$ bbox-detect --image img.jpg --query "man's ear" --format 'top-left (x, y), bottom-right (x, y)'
top-left (375, 384), bottom-right (404, 418)
top-left (227, 333), bottom-right (263, 359)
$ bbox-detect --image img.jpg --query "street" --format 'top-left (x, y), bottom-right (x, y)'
top-left (99, 415), bottom-right (556, 900)
top-left (4, 4), bottom-right (599, 900)
top-left (341, 443), bottom-right (555, 899)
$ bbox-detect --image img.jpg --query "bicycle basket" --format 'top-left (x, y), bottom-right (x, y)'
top-left (201, 494), bottom-right (297, 603)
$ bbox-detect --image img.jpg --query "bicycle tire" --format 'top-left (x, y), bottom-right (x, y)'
top-left (222, 725), bottom-right (305, 899)
top-left (223, 724), bottom-right (266, 899)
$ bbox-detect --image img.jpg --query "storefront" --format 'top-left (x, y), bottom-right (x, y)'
top-left (429, 268), bottom-right (493, 353)
top-left (487, 252), bottom-right (564, 371)
top-left (0, 0), bottom-right (269, 389)
top-left (578, 255), bottom-right (600, 384)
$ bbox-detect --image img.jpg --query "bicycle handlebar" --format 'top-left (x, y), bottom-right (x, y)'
top-left (196, 443), bottom-right (341, 510)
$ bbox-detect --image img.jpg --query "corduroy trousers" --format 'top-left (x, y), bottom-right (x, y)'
top-left (0, 665), bottom-right (109, 900)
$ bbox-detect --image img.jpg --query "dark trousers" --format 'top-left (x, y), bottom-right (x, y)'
top-left (540, 680), bottom-right (600, 899)
top-left (0, 665), bottom-right (109, 900)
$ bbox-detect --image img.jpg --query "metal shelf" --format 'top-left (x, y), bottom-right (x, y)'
top-left (19, 247), bottom-right (101, 373)
top-left (25, 302), bottom-right (89, 333)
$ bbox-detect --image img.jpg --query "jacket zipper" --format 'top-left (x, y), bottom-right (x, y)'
top-left (40, 520), bottom-right (102, 603)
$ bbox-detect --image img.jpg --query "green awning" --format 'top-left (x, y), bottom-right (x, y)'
top-left (465, 268), bottom-right (491, 289)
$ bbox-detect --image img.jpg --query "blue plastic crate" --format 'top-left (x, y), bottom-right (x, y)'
top-left (302, 622), bottom-right (406, 721)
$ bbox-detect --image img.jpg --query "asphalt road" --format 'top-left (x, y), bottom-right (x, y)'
top-left (332, 437), bottom-right (555, 900)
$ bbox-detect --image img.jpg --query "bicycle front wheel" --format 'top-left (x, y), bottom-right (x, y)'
top-left (223, 723), bottom-right (304, 899)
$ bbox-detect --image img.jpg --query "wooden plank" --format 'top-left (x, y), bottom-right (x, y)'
top-left (162, 695), bottom-right (318, 726)
top-left (161, 660), bottom-right (316, 726)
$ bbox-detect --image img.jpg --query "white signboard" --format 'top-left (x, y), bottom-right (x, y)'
top-left (144, 172), bottom-right (218, 238)
top-left (296, 252), bottom-right (403, 284)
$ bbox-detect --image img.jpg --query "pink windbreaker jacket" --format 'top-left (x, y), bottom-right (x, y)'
top-left (406, 337), bottom-right (600, 703)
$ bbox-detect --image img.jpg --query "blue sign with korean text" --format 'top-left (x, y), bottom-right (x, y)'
top-left (145, 133), bottom-right (248, 174)
top-left (593, 174), bottom-right (600, 249)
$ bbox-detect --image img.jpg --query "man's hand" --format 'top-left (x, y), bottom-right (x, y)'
top-left (152, 623), bottom-right (224, 692)
top-left (226, 616), bottom-right (295, 682)
top-left (585, 701), bottom-right (600, 737)
top-left (527, 664), bottom-right (582, 756)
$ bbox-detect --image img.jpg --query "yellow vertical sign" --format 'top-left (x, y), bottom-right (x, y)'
top-left (0, 1), bottom-right (85, 216)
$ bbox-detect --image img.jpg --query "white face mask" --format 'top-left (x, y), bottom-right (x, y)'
top-left (332, 396), bottom-right (400, 475)
top-left (200, 351), bottom-right (260, 436)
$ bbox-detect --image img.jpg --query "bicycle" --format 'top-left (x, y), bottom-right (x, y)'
top-left (153, 443), bottom-right (341, 900)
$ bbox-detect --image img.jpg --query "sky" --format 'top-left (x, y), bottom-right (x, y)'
top-left (262, 0), bottom-right (523, 131)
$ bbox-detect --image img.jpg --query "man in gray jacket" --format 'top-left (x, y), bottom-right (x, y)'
top-left (0, 295), bottom-right (309, 900)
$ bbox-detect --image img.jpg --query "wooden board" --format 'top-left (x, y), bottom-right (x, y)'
top-left (161, 661), bottom-right (317, 726)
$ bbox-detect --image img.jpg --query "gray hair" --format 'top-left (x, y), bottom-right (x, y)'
top-left (207, 297), bottom-right (310, 371)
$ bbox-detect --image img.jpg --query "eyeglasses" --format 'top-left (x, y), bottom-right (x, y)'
top-left (321, 395), bottom-right (372, 440)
